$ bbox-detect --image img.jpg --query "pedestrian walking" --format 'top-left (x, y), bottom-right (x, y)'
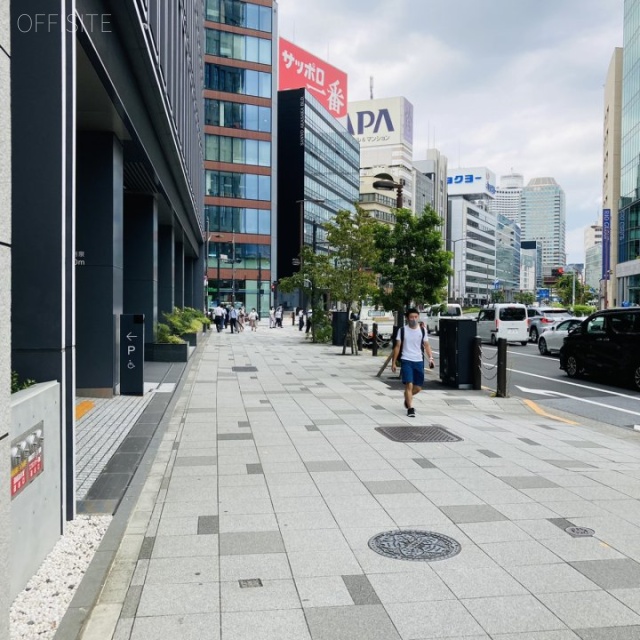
top-left (298, 308), bottom-right (305, 331)
top-left (213, 304), bottom-right (224, 332)
top-left (269, 307), bottom-right (276, 329)
top-left (229, 306), bottom-right (238, 333)
top-left (248, 308), bottom-right (258, 331)
top-left (275, 306), bottom-right (283, 328)
top-left (305, 309), bottom-right (312, 334)
top-left (391, 308), bottom-right (435, 418)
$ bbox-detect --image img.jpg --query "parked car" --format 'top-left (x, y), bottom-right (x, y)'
top-left (477, 303), bottom-right (529, 345)
top-left (559, 308), bottom-right (640, 390)
top-left (527, 307), bottom-right (573, 343)
top-left (360, 307), bottom-right (395, 340)
top-left (425, 303), bottom-right (462, 335)
top-left (537, 318), bottom-right (583, 355)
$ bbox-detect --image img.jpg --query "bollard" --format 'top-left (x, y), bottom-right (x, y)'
top-left (496, 338), bottom-right (508, 398)
top-left (473, 336), bottom-right (482, 391)
top-left (372, 322), bottom-right (378, 356)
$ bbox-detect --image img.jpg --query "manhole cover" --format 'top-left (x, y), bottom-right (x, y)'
top-left (232, 366), bottom-right (258, 372)
top-left (565, 526), bottom-right (595, 537)
top-left (375, 426), bottom-right (462, 443)
top-left (368, 530), bottom-right (462, 562)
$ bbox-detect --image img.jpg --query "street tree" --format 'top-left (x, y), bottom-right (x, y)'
top-left (277, 247), bottom-right (333, 343)
top-left (324, 207), bottom-right (380, 353)
top-left (554, 273), bottom-right (587, 307)
top-left (514, 291), bottom-right (535, 305)
top-left (372, 206), bottom-right (451, 323)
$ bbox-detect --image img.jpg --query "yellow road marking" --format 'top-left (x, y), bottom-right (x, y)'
top-left (75, 400), bottom-right (95, 420)
top-left (522, 399), bottom-right (578, 425)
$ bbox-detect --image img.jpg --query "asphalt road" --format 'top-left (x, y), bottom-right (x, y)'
top-left (427, 334), bottom-right (640, 431)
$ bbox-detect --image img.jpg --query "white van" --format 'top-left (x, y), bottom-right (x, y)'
top-left (477, 304), bottom-right (529, 345)
top-left (360, 307), bottom-right (395, 339)
top-left (425, 303), bottom-right (462, 335)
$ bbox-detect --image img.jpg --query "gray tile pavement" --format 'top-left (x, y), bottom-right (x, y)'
top-left (69, 324), bottom-right (640, 640)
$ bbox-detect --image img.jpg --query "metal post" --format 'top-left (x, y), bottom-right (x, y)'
top-left (496, 338), bottom-right (508, 398)
top-left (257, 247), bottom-right (262, 319)
top-left (311, 222), bottom-right (317, 343)
top-left (572, 267), bottom-right (576, 308)
top-left (231, 228), bottom-right (236, 304)
top-left (204, 214), bottom-right (209, 311)
top-left (372, 322), bottom-right (378, 356)
top-left (472, 336), bottom-right (482, 391)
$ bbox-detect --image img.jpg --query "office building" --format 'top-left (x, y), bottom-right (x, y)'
top-left (491, 173), bottom-right (524, 223)
top-left (0, 0), bottom-right (9, 631)
top-left (414, 148), bottom-right (449, 221)
top-left (277, 88), bottom-right (360, 307)
top-left (495, 214), bottom-right (521, 301)
top-left (521, 177), bottom-right (566, 275)
top-left (602, 47), bottom-right (623, 308)
top-left (204, 0), bottom-right (277, 315)
top-left (520, 240), bottom-right (543, 292)
top-left (617, 0), bottom-right (640, 304)
top-left (11, 1), bottom-right (205, 518)
top-left (447, 167), bottom-right (498, 305)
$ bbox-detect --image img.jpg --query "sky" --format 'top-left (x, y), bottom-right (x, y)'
top-left (276, 0), bottom-right (624, 264)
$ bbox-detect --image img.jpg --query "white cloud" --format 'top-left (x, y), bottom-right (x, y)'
top-left (277, 0), bottom-right (623, 258)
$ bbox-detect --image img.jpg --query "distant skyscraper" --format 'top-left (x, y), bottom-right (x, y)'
top-left (585, 222), bottom-right (603, 293)
top-left (491, 173), bottom-right (524, 224)
top-left (521, 177), bottom-right (566, 275)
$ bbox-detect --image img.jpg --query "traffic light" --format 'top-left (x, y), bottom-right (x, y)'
top-left (551, 267), bottom-right (564, 278)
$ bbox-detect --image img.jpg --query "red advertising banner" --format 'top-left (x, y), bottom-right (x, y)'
top-left (279, 38), bottom-right (348, 119)
top-left (11, 423), bottom-right (44, 499)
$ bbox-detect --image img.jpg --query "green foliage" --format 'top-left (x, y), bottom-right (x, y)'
top-left (514, 291), bottom-right (535, 305)
top-left (156, 323), bottom-right (187, 344)
top-left (373, 206), bottom-right (451, 318)
top-left (11, 371), bottom-right (36, 394)
top-left (572, 304), bottom-right (596, 317)
top-left (309, 311), bottom-right (332, 343)
top-left (554, 273), bottom-right (587, 307)
top-left (491, 290), bottom-right (505, 303)
top-left (325, 206), bottom-right (380, 314)
top-left (161, 307), bottom-right (208, 336)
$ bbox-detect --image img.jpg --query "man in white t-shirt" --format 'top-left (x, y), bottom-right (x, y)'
top-left (391, 308), bottom-right (435, 418)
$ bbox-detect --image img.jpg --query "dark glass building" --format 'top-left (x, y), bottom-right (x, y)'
top-left (203, 0), bottom-right (276, 315)
top-left (11, 0), bottom-right (205, 516)
top-left (277, 88), bottom-right (360, 308)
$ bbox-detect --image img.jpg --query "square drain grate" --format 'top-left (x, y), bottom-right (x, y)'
top-left (232, 366), bottom-right (258, 372)
top-left (375, 426), bottom-right (462, 443)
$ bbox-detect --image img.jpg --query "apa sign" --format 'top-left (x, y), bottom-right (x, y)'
top-left (279, 38), bottom-right (348, 118)
top-left (347, 97), bottom-right (413, 148)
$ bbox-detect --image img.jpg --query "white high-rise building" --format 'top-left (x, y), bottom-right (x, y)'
top-left (585, 222), bottom-right (603, 293)
top-left (521, 177), bottom-right (566, 276)
top-left (491, 173), bottom-right (524, 223)
top-left (414, 148), bottom-right (449, 221)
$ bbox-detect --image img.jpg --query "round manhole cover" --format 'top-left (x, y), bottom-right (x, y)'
top-left (565, 526), bottom-right (595, 537)
top-left (368, 530), bottom-right (461, 562)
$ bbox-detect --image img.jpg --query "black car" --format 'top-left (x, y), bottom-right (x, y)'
top-left (559, 308), bottom-right (640, 390)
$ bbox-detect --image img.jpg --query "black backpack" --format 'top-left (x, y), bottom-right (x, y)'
top-left (396, 325), bottom-right (425, 364)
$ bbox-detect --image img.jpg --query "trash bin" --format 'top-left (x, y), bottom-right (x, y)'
top-left (439, 318), bottom-right (477, 389)
top-left (331, 311), bottom-right (349, 346)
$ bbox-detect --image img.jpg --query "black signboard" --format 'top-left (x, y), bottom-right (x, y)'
top-left (120, 314), bottom-right (145, 395)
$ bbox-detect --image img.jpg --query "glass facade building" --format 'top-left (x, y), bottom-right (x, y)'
top-left (618, 0), bottom-right (640, 303)
top-left (277, 88), bottom-right (360, 307)
top-left (495, 214), bottom-right (521, 301)
top-left (520, 177), bottom-right (566, 275)
top-left (204, 0), bottom-right (276, 314)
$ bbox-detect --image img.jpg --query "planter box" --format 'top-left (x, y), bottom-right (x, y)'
top-left (145, 342), bottom-right (190, 362)
top-left (181, 332), bottom-right (199, 347)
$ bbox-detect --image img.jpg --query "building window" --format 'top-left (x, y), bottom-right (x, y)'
top-left (205, 64), bottom-right (272, 98)
top-left (205, 0), bottom-right (272, 32)
top-left (205, 135), bottom-right (271, 166)
top-left (206, 29), bottom-right (272, 65)
top-left (206, 171), bottom-right (271, 201)
top-left (205, 205), bottom-right (271, 234)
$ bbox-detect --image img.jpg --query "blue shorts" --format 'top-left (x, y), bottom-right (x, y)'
top-left (400, 359), bottom-right (424, 387)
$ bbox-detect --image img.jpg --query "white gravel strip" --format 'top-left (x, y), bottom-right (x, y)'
top-left (10, 515), bottom-right (112, 640)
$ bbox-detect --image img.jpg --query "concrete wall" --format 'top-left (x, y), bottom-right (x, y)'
top-left (10, 382), bottom-right (62, 600)
top-left (0, 0), bottom-right (11, 632)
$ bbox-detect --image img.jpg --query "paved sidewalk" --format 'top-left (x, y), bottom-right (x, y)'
top-left (72, 323), bottom-right (640, 640)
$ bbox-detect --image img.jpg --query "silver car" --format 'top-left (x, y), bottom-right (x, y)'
top-left (538, 318), bottom-right (583, 355)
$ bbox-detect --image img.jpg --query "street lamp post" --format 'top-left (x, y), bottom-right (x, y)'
top-left (450, 237), bottom-right (466, 304)
top-left (372, 179), bottom-right (404, 208)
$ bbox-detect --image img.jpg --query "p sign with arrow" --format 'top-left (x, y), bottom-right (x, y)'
top-left (120, 314), bottom-right (145, 395)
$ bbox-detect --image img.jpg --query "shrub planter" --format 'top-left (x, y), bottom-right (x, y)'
top-left (145, 342), bottom-right (190, 362)
top-left (181, 332), bottom-right (199, 347)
